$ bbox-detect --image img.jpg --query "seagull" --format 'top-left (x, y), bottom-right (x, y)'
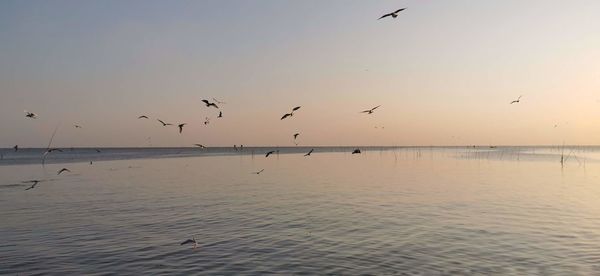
top-left (265, 150), bottom-right (276, 157)
top-left (180, 236), bottom-right (198, 249)
top-left (178, 123), bottom-right (187, 134)
top-left (304, 149), bottom-right (314, 156)
top-left (13, 145), bottom-right (18, 152)
top-left (378, 8), bottom-right (406, 20)
top-left (281, 113), bottom-right (293, 120)
top-left (194, 144), bottom-right (206, 148)
top-left (252, 169), bottom-right (265, 175)
top-left (57, 168), bottom-right (71, 175)
top-left (157, 119), bottom-right (172, 126)
top-left (510, 95), bottom-right (522, 104)
top-left (352, 148), bottom-right (361, 154)
top-left (74, 124), bottom-right (82, 128)
top-left (293, 133), bottom-right (300, 140)
top-left (361, 105), bottom-right (381, 114)
top-left (23, 180), bottom-right (41, 191)
top-left (217, 111), bottom-right (223, 118)
top-left (138, 115), bottom-right (149, 119)
top-left (212, 98), bottom-right (227, 104)
top-left (202, 99), bottom-right (219, 109)
top-left (24, 110), bottom-right (37, 119)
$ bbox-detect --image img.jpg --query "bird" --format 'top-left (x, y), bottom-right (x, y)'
top-left (378, 8), bottom-right (406, 20)
top-left (217, 111), bottom-right (223, 118)
top-left (293, 133), bottom-right (300, 140)
top-left (180, 236), bottom-right (198, 249)
top-left (510, 95), bottom-right (522, 104)
top-left (157, 119), bottom-right (172, 126)
top-left (178, 123), bottom-right (187, 134)
top-left (281, 113), bottom-right (293, 120)
top-left (265, 150), bottom-right (276, 157)
top-left (95, 149), bottom-right (101, 153)
top-left (57, 168), bottom-right (71, 175)
top-left (352, 148), bottom-right (361, 154)
top-left (304, 149), bottom-right (314, 156)
top-left (204, 117), bottom-right (210, 125)
top-left (194, 144), bottom-right (206, 148)
top-left (74, 124), bottom-right (82, 128)
top-left (138, 115), bottom-right (149, 119)
top-left (202, 99), bottom-right (219, 109)
top-left (13, 145), bottom-right (18, 152)
top-left (252, 169), bottom-right (265, 175)
top-left (361, 105), bottom-right (381, 114)
top-left (23, 180), bottom-right (41, 191)
top-left (24, 110), bottom-right (37, 119)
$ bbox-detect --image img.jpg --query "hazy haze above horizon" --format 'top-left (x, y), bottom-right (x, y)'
top-left (1, 0), bottom-right (599, 147)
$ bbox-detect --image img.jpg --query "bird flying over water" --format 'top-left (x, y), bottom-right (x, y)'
top-left (265, 150), bottom-right (276, 157)
top-left (24, 110), bottom-right (37, 119)
top-left (57, 168), bottom-right (71, 175)
top-left (23, 180), bottom-right (41, 191)
top-left (157, 119), bottom-right (172, 126)
top-left (178, 123), bottom-right (187, 134)
top-left (202, 99), bottom-right (219, 109)
top-left (252, 169), bottom-right (265, 175)
top-left (281, 106), bottom-right (301, 120)
top-left (180, 236), bottom-right (198, 249)
top-left (510, 95), bottom-right (522, 104)
top-left (304, 149), bottom-right (314, 156)
top-left (361, 105), bottom-right (381, 114)
top-left (13, 145), bottom-right (18, 152)
top-left (194, 144), bottom-right (206, 148)
top-left (378, 8), bottom-right (406, 20)
top-left (293, 133), bottom-right (300, 140)
top-left (352, 148), bottom-right (361, 154)
top-left (138, 115), bottom-right (149, 119)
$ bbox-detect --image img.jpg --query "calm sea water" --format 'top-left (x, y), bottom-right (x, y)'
top-left (2, 147), bottom-right (600, 275)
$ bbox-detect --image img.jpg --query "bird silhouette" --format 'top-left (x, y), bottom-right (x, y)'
top-left (157, 119), bottom-right (172, 126)
top-left (202, 99), bottom-right (219, 109)
top-left (361, 105), bottom-right (381, 114)
top-left (510, 95), bottom-right (522, 104)
top-left (178, 123), bottom-right (187, 134)
top-left (95, 149), bottom-right (101, 153)
top-left (23, 180), bottom-right (41, 191)
top-left (252, 169), bottom-right (265, 175)
top-left (204, 117), bottom-right (210, 125)
top-left (13, 145), bottom-right (18, 152)
top-left (378, 8), bottom-right (406, 20)
top-left (180, 236), bottom-right (198, 249)
top-left (138, 115), bottom-right (149, 119)
top-left (24, 110), bottom-right (37, 119)
top-left (265, 150), bottom-right (276, 157)
top-left (218, 111), bottom-right (223, 118)
top-left (57, 168), bottom-right (71, 175)
top-left (293, 133), bottom-right (300, 140)
top-left (194, 144), bottom-right (206, 148)
top-left (352, 148), bottom-right (361, 154)
top-left (304, 149), bottom-right (314, 156)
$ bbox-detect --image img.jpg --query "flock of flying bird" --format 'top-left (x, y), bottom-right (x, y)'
top-left (10, 7), bottom-right (529, 249)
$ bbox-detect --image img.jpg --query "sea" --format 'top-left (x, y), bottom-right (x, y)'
top-left (1, 146), bottom-right (600, 275)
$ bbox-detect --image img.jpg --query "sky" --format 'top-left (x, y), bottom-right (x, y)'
top-left (1, 0), bottom-right (599, 147)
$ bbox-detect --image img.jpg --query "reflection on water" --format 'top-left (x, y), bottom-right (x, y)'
top-left (1, 148), bottom-right (600, 274)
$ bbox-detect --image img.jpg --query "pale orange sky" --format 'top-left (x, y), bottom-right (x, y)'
top-left (1, 0), bottom-right (599, 147)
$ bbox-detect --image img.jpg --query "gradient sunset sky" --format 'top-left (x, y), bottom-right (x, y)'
top-left (1, 0), bottom-right (599, 147)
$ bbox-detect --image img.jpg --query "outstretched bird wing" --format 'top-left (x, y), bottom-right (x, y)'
top-left (378, 13), bottom-right (392, 20)
top-left (181, 239), bottom-right (195, 245)
top-left (371, 105), bottom-right (381, 111)
top-left (394, 8), bottom-right (406, 13)
top-left (281, 113), bottom-right (291, 120)
top-left (292, 106), bottom-right (301, 112)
